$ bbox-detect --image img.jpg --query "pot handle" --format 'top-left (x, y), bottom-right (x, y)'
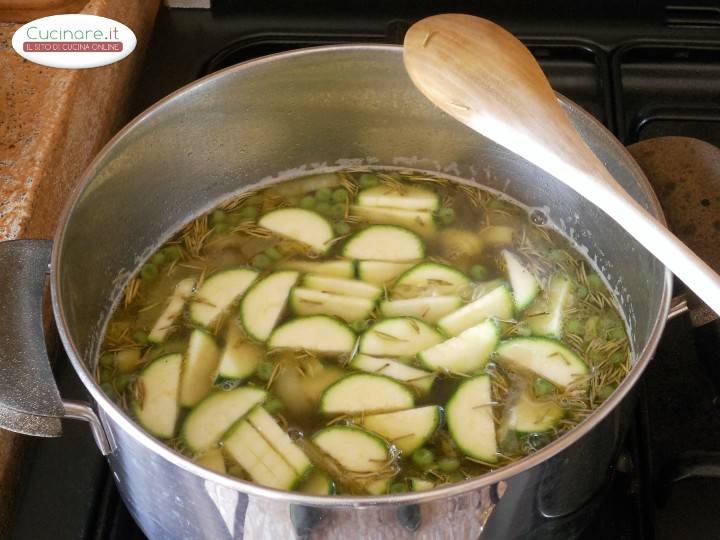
top-left (0, 239), bottom-right (113, 455)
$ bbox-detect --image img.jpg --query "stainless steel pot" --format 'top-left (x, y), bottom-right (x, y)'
top-left (0, 45), bottom-right (672, 539)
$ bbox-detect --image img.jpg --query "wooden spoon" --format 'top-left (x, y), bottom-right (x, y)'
top-left (403, 14), bottom-right (720, 316)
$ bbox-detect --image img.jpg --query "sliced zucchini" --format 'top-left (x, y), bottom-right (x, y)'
top-left (446, 375), bottom-right (497, 463)
top-left (179, 330), bottom-right (221, 408)
top-left (273, 363), bottom-right (347, 418)
top-left (350, 205), bottom-right (436, 237)
top-left (303, 274), bottom-right (381, 300)
top-left (495, 337), bottom-right (589, 389)
top-left (240, 271), bottom-right (300, 341)
top-left (258, 208), bottom-right (335, 253)
top-left (181, 386), bottom-right (267, 452)
top-left (503, 389), bottom-right (564, 434)
top-left (437, 228), bottom-right (484, 261)
top-left (380, 296), bottom-right (462, 324)
top-left (320, 373), bottom-right (415, 415)
top-left (525, 275), bottom-right (573, 338)
top-left (359, 317), bottom-right (443, 358)
top-left (478, 225), bottom-right (514, 245)
top-left (364, 478), bottom-right (390, 495)
top-left (277, 259), bottom-right (355, 278)
top-left (312, 426), bottom-right (391, 473)
top-left (299, 468), bottom-right (335, 495)
top-left (290, 288), bottom-right (375, 323)
top-left (360, 406), bottom-right (441, 454)
top-left (268, 315), bottom-right (355, 354)
top-left (437, 285), bottom-right (514, 336)
top-left (419, 319), bottom-right (500, 374)
top-left (351, 354), bottom-right (435, 394)
top-left (246, 406), bottom-right (311, 476)
top-left (223, 420), bottom-right (299, 490)
top-left (410, 478), bottom-right (435, 492)
top-left (148, 278), bottom-right (195, 343)
top-left (132, 353), bottom-right (183, 439)
top-left (269, 172), bottom-right (340, 197)
top-left (503, 250), bottom-right (540, 311)
top-left (356, 261), bottom-right (413, 285)
top-left (356, 184), bottom-right (439, 211)
top-left (195, 449), bottom-right (226, 474)
top-left (342, 225), bottom-right (424, 262)
top-left (214, 323), bottom-right (263, 385)
top-left (189, 268), bottom-right (258, 328)
top-left (392, 262), bottom-right (470, 298)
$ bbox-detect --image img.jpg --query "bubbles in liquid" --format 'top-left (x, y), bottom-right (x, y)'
top-left (530, 209), bottom-right (547, 225)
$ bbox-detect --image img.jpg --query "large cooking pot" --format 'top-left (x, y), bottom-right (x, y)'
top-left (0, 45), bottom-right (671, 539)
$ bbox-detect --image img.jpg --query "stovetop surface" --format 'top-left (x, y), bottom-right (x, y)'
top-left (9, 4), bottom-right (720, 539)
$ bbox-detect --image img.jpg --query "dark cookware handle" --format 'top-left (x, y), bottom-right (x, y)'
top-left (0, 239), bottom-right (112, 454)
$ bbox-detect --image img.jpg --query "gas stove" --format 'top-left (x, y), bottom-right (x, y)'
top-left (8, 3), bottom-right (720, 539)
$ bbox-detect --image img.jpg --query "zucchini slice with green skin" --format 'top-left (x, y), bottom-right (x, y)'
top-left (437, 285), bottom-right (514, 336)
top-left (380, 296), bottom-right (462, 324)
top-left (268, 315), bottom-right (355, 354)
top-left (342, 225), bottom-right (424, 262)
top-left (303, 274), bottom-right (382, 300)
top-left (179, 330), bottom-right (221, 408)
top-left (189, 269), bottom-right (258, 328)
top-left (223, 420), bottom-right (299, 490)
top-left (181, 386), bottom-right (267, 452)
top-left (410, 478), bottom-right (435, 492)
top-left (214, 323), bottom-right (263, 385)
top-left (312, 426), bottom-right (391, 473)
top-left (495, 337), bottom-right (589, 389)
top-left (320, 373), bottom-right (415, 415)
top-left (503, 389), bottom-right (564, 434)
top-left (240, 270), bottom-right (300, 341)
top-left (478, 225), bottom-right (514, 245)
top-left (502, 250), bottom-right (540, 311)
top-left (360, 406), bottom-right (441, 454)
top-left (132, 353), bottom-right (183, 439)
top-left (356, 184), bottom-right (439, 211)
top-left (290, 288), bottom-right (375, 323)
top-left (350, 205), bottom-right (436, 237)
top-left (148, 278), bottom-right (195, 344)
top-left (525, 275), bottom-right (573, 338)
top-left (195, 448), bottom-right (226, 474)
top-left (392, 262), bottom-right (470, 298)
top-left (351, 354), bottom-right (435, 394)
top-left (446, 375), bottom-right (497, 463)
top-left (299, 468), bottom-right (336, 495)
top-left (356, 261), bottom-right (413, 285)
top-left (246, 406), bottom-right (311, 476)
top-left (419, 319), bottom-right (500, 374)
top-left (277, 259), bottom-right (355, 278)
top-left (258, 208), bottom-right (335, 253)
top-left (359, 317), bottom-right (443, 358)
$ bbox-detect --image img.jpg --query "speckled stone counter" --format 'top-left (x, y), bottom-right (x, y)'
top-left (0, 0), bottom-right (159, 527)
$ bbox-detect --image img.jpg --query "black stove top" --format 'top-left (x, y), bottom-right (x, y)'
top-left (9, 4), bottom-right (720, 539)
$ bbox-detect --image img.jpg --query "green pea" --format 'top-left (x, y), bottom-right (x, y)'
top-left (264, 398), bottom-right (284, 413)
top-left (515, 322), bottom-right (532, 337)
top-left (470, 264), bottom-right (488, 281)
top-left (239, 206), bottom-right (258, 220)
top-left (315, 202), bottom-right (331, 215)
top-left (252, 254), bottom-right (271, 269)
top-left (329, 203), bottom-right (345, 219)
top-left (436, 207), bottom-right (455, 225)
top-left (607, 327), bottom-right (625, 341)
top-left (565, 318), bottom-right (584, 335)
top-left (597, 384), bottom-right (616, 401)
top-left (437, 457), bottom-right (460, 473)
top-left (587, 273), bottom-right (604, 290)
top-left (390, 482), bottom-right (408, 493)
top-left (214, 223), bottom-right (228, 234)
top-left (132, 330), bottom-right (149, 344)
top-left (332, 188), bottom-right (348, 202)
top-left (99, 353), bottom-right (115, 368)
top-left (100, 382), bottom-right (116, 398)
top-left (265, 246), bottom-right (283, 261)
top-left (334, 222), bottom-right (351, 236)
top-left (533, 378), bottom-right (555, 397)
top-left (99, 367), bottom-right (113, 384)
top-left (115, 374), bottom-right (132, 392)
top-left (150, 252), bottom-right (166, 266)
top-left (257, 361), bottom-right (275, 381)
top-left (411, 448), bottom-right (435, 468)
top-left (211, 209), bottom-right (227, 224)
top-left (575, 284), bottom-right (589, 299)
top-left (316, 188), bottom-right (332, 201)
top-left (299, 195), bottom-right (316, 209)
top-left (609, 350), bottom-right (626, 364)
top-left (161, 245), bottom-right (183, 261)
top-left (140, 263), bottom-right (158, 281)
top-left (350, 320), bottom-right (368, 333)
top-left (359, 173), bottom-right (379, 188)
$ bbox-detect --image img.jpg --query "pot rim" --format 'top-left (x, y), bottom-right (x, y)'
top-left (50, 43), bottom-right (673, 507)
